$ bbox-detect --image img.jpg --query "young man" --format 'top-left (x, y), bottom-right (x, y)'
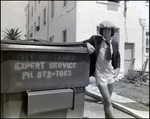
top-left (84, 21), bottom-right (121, 118)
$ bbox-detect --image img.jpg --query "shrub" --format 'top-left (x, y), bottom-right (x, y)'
top-left (126, 70), bottom-right (149, 83)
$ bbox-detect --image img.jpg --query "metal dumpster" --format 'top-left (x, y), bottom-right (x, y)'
top-left (1, 40), bottom-right (90, 118)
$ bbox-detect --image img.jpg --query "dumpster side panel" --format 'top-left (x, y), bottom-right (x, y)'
top-left (1, 51), bottom-right (90, 93)
top-left (1, 42), bottom-right (90, 118)
top-left (67, 87), bottom-right (85, 118)
top-left (1, 88), bottom-right (86, 118)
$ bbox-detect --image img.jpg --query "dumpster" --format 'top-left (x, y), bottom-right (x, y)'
top-left (1, 40), bottom-right (90, 118)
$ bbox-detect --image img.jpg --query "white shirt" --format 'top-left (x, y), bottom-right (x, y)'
top-left (95, 39), bottom-right (115, 86)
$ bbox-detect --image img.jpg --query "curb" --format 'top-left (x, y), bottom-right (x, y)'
top-left (85, 85), bottom-right (149, 118)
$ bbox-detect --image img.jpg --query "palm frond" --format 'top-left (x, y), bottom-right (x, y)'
top-left (2, 28), bottom-right (22, 40)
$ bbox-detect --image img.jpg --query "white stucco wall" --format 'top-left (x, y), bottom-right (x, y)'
top-left (125, 1), bottom-right (149, 70)
top-left (27, 1), bottom-right (76, 42)
top-left (76, 1), bottom-right (125, 73)
top-left (48, 1), bottom-right (76, 42)
top-left (25, 1), bottom-right (149, 74)
top-left (124, 2), bottom-right (143, 70)
top-left (76, 1), bottom-right (148, 72)
top-left (128, 1), bottom-right (149, 72)
top-left (76, 1), bottom-right (125, 41)
top-left (128, 1), bottom-right (149, 27)
top-left (27, 1), bottom-right (48, 40)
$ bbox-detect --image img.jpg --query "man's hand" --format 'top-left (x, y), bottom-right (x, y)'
top-left (86, 43), bottom-right (95, 54)
top-left (114, 68), bottom-right (120, 82)
top-left (89, 76), bottom-right (96, 84)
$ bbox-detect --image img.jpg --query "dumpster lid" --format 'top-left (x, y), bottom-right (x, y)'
top-left (1, 39), bottom-right (88, 53)
top-left (1, 39), bottom-right (84, 47)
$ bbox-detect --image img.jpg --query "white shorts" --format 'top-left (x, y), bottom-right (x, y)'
top-left (96, 75), bottom-right (115, 86)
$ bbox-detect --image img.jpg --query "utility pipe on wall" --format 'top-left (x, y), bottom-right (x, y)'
top-left (47, 1), bottom-right (49, 41)
top-left (139, 18), bottom-right (146, 65)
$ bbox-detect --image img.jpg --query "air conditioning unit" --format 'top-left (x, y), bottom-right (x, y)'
top-left (36, 26), bottom-right (40, 31)
top-left (30, 33), bottom-right (33, 37)
top-left (44, 21), bottom-right (46, 25)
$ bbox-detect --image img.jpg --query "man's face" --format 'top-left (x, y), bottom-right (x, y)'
top-left (103, 28), bottom-right (112, 38)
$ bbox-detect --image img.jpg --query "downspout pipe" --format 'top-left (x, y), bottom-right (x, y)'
top-left (66, 1), bottom-right (76, 13)
top-left (139, 18), bottom-right (146, 65)
top-left (47, 1), bottom-right (49, 41)
top-left (124, 0), bottom-right (127, 18)
top-left (27, 2), bottom-right (29, 39)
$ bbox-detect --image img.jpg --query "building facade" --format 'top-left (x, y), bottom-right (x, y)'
top-left (24, 1), bottom-right (149, 75)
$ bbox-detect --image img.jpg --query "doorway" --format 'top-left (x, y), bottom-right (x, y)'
top-left (124, 43), bottom-right (134, 75)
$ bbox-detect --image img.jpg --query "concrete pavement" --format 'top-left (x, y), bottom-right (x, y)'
top-left (85, 84), bottom-right (149, 118)
top-left (83, 95), bottom-right (135, 118)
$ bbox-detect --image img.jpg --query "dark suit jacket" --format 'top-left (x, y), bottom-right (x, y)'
top-left (83, 35), bottom-right (120, 76)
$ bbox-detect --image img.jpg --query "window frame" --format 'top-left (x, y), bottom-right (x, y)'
top-left (34, 22), bottom-right (36, 35)
top-left (62, 30), bottom-right (67, 42)
top-left (38, 16), bottom-right (40, 31)
top-left (30, 26), bottom-right (33, 37)
top-left (32, 6), bottom-right (33, 17)
top-left (63, 1), bottom-right (67, 7)
top-left (146, 31), bottom-right (149, 54)
top-left (97, 26), bottom-right (120, 43)
top-left (51, 1), bottom-right (54, 18)
top-left (146, 0), bottom-right (149, 6)
top-left (35, 1), bottom-right (36, 11)
top-left (49, 36), bottom-right (54, 42)
top-left (96, 0), bottom-right (121, 6)
top-left (43, 8), bottom-right (46, 25)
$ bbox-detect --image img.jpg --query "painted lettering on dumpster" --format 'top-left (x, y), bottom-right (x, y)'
top-left (15, 53), bottom-right (76, 61)
top-left (14, 61), bottom-right (77, 80)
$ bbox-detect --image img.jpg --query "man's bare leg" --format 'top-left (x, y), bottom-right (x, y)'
top-left (98, 84), bottom-right (114, 118)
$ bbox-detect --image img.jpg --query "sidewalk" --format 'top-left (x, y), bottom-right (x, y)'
top-left (85, 84), bottom-right (149, 118)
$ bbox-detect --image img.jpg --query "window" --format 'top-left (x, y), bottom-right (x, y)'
top-left (34, 22), bottom-right (36, 34)
top-left (35, 1), bottom-right (36, 10)
top-left (63, 1), bottom-right (67, 7)
top-left (112, 28), bottom-right (119, 43)
top-left (30, 26), bottom-right (33, 37)
top-left (49, 36), bottom-right (54, 42)
top-left (32, 6), bottom-right (33, 16)
top-left (97, 26), bottom-right (100, 35)
top-left (108, 0), bottom-right (120, 3)
top-left (62, 30), bottom-right (67, 42)
top-left (38, 16), bottom-right (40, 31)
top-left (97, 26), bottom-right (119, 42)
top-left (51, 1), bottom-right (54, 18)
top-left (96, 0), bottom-right (120, 5)
top-left (29, 29), bottom-right (30, 38)
top-left (146, 0), bottom-right (149, 6)
top-left (29, 7), bottom-right (30, 20)
top-left (43, 8), bottom-right (46, 25)
top-left (146, 31), bottom-right (149, 54)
